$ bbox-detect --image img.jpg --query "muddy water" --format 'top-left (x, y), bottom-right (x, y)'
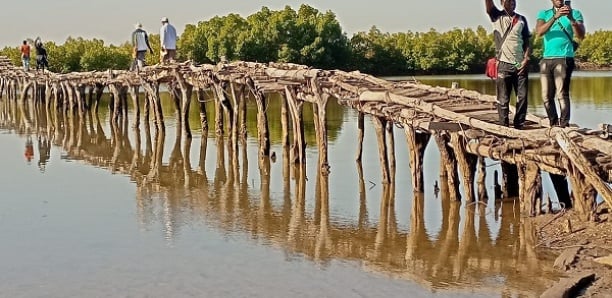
top-left (0, 72), bottom-right (610, 297)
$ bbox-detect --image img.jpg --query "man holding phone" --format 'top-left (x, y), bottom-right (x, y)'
top-left (484, 0), bottom-right (531, 129)
top-left (536, 0), bottom-right (585, 127)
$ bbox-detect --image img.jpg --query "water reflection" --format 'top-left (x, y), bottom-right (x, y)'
top-left (0, 97), bottom-right (563, 296)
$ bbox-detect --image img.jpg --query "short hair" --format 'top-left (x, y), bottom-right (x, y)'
top-left (23, 40), bottom-right (27, 44)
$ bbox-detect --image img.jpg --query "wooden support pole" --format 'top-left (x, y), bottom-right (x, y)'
top-left (211, 83), bottom-right (225, 136)
top-left (385, 122), bottom-right (395, 183)
top-left (229, 82), bottom-right (241, 147)
top-left (129, 86), bottom-right (140, 128)
top-left (94, 83), bottom-right (104, 115)
top-left (253, 91), bottom-right (269, 159)
top-left (196, 88), bottom-right (208, 133)
top-left (285, 86), bottom-right (305, 164)
top-left (517, 162), bottom-right (542, 216)
top-left (566, 165), bottom-right (597, 221)
top-left (372, 117), bottom-right (390, 184)
top-left (477, 156), bottom-right (489, 202)
top-left (451, 133), bottom-right (477, 202)
top-left (181, 85), bottom-right (193, 138)
top-left (434, 132), bottom-right (461, 201)
top-left (239, 85), bottom-right (247, 139)
top-left (311, 78), bottom-right (330, 174)
top-left (404, 126), bottom-right (430, 192)
top-left (556, 132), bottom-right (612, 211)
top-left (356, 113), bottom-right (365, 162)
top-left (280, 90), bottom-right (290, 148)
top-left (77, 84), bottom-right (86, 114)
top-left (108, 84), bottom-right (121, 122)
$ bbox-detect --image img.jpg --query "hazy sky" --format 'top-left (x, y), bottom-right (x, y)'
top-left (1, 0), bottom-right (609, 47)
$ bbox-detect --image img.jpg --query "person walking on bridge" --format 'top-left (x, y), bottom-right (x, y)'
top-left (20, 40), bottom-right (31, 71)
top-left (159, 16), bottom-right (177, 64)
top-left (131, 22), bottom-right (154, 71)
top-left (536, 0), bottom-right (585, 128)
top-left (484, 0), bottom-right (531, 129)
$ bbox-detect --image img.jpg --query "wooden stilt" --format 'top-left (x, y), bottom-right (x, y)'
top-left (517, 162), bottom-right (542, 216)
top-left (477, 156), bottom-right (489, 202)
top-left (451, 133), bottom-right (477, 202)
top-left (434, 132), bottom-right (461, 201)
top-left (129, 86), bottom-right (140, 128)
top-left (197, 88), bottom-right (208, 133)
top-left (372, 117), bottom-right (390, 184)
top-left (285, 86), bottom-right (305, 164)
top-left (404, 126), bottom-right (430, 192)
top-left (356, 113), bottom-right (365, 162)
top-left (385, 122), bottom-right (395, 183)
top-left (280, 90), bottom-right (290, 148)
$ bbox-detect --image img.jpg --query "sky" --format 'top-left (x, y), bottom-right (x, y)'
top-left (1, 0), bottom-right (610, 47)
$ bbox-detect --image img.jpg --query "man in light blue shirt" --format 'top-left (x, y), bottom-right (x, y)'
top-left (536, 0), bottom-right (585, 127)
top-left (160, 16), bottom-right (178, 64)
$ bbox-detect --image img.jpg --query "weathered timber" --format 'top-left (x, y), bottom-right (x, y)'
top-left (404, 126), bottom-right (430, 192)
top-left (556, 132), bottom-right (612, 210)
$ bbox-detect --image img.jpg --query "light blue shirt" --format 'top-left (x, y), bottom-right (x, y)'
top-left (537, 8), bottom-right (584, 58)
top-left (160, 23), bottom-right (178, 50)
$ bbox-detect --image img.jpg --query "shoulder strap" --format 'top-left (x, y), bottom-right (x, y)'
top-left (557, 20), bottom-right (574, 41)
top-left (497, 15), bottom-right (518, 59)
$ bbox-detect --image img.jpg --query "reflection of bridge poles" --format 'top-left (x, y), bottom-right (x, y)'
top-left (0, 97), bottom-right (562, 296)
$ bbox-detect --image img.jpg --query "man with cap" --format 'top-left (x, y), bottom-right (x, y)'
top-left (159, 16), bottom-right (178, 64)
top-left (131, 22), bottom-right (153, 71)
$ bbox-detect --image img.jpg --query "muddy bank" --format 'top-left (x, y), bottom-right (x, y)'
top-left (535, 206), bottom-right (612, 297)
top-left (576, 62), bottom-right (612, 71)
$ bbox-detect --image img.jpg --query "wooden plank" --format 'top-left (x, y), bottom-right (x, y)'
top-left (465, 110), bottom-right (498, 117)
top-left (556, 132), bottom-right (612, 208)
top-left (444, 104), bottom-right (496, 113)
top-left (424, 121), bottom-right (469, 132)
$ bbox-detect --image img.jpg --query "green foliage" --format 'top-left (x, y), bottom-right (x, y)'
top-left (0, 6), bottom-right (610, 75)
top-left (575, 30), bottom-right (612, 65)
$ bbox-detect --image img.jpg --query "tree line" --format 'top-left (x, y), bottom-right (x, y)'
top-left (1, 4), bottom-right (610, 75)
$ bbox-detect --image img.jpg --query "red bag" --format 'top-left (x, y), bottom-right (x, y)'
top-left (485, 57), bottom-right (498, 79)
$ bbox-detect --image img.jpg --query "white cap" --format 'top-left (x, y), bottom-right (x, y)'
top-left (135, 22), bottom-right (142, 29)
top-left (161, 17), bottom-right (169, 22)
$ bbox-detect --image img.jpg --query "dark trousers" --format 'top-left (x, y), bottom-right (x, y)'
top-left (539, 58), bottom-right (575, 127)
top-left (496, 61), bottom-right (528, 128)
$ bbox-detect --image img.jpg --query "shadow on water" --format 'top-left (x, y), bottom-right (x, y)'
top-left (1, 89), bottom-right (573, 297)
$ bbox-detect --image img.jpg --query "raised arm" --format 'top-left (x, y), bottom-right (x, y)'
top-left (568, 8), bottom-right (585, 40)
top-left (485, 0), bottom-right (495, 14)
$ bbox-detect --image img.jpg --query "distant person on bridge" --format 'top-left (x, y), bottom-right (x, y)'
top-left (159, 16), bottom-right (178, 64)
top-left (536, 0), bottom-right (585, 128)
top-left (20, 40), bottom-right (31, 71)
top-left (485, 0), bottom-right (531, 129)
top-left (131, 22), bottom-right (154, 71)
top-left (34, 37), bottom-right (49, 72)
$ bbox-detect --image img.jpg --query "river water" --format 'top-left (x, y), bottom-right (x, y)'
top-left (0, 72), bottom-right (610, 297)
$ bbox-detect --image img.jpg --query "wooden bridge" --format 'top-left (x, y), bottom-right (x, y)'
top-left (1, 55), bottom-right (611, 221)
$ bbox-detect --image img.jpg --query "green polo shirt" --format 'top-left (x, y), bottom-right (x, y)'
top-left (537, 8), bottom-right (583, 58)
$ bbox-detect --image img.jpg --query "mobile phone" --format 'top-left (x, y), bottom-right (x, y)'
top-left (564, 0), bottom-right (571, 6)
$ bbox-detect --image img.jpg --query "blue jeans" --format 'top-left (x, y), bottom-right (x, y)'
top-left (496, 61), bottom-right (528, 128)
top-left (22, 56), bottom-right (30, 71)
top-left (540, 58), bottom-right (575, 127)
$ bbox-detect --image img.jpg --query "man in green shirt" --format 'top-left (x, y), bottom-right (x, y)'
top-left (536, 0), bottom-right (585, 127)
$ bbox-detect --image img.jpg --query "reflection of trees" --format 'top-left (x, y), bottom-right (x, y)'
top-left (0, 98), bottom-right (560, 296)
